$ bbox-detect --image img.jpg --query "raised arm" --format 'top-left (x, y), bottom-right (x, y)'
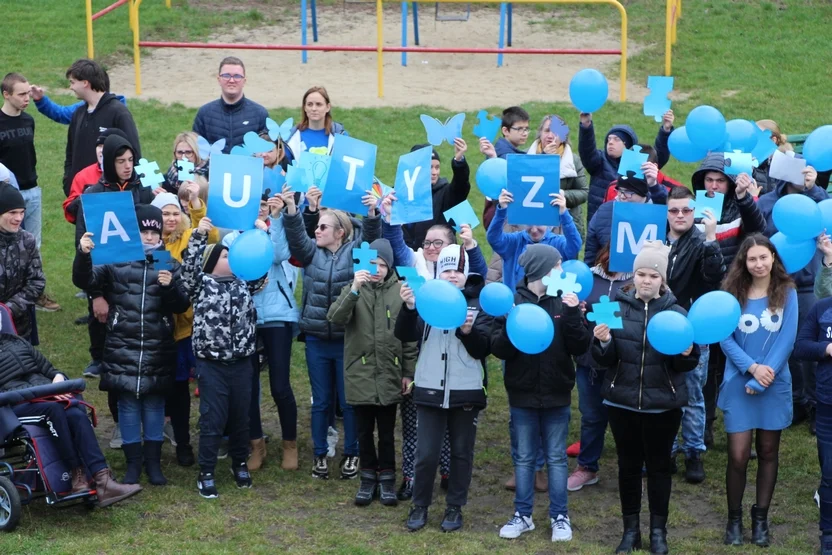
top-left (34, 96), bottom-right (82, 125)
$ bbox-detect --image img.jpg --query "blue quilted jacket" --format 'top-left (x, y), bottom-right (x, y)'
top-left (192, 96), bottom-right (269, 152)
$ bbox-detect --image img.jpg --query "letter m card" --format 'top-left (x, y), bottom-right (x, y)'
top-left (609, 202), bottom-right (667, 273)
top-left (506, 154), bottom-right (560, 227)
top-left (207, 153), bottom-right (264, 230)
top-left (81, 191), bottom-right (145, 265)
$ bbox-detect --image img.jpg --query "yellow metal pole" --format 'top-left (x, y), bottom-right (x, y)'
top-left (613, 0), bottom-right (627, 102)
top-left (166, 0), bottom-right (171, 7)
top-left (132, 0), bottom-right (142, 95)
top-left (672, 0), bottom-right (680, 45)
top-left (86, 0), bottom-right (94, 59)
top-left (377, 0), bottom-right (384, 98)
top-left (665, 0), bottom-right (673, 76)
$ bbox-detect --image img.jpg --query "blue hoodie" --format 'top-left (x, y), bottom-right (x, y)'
top-left (35, 94), bottom-right (127, 125)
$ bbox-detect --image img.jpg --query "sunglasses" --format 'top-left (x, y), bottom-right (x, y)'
top-left (668, 207), bottom-right (694, 215)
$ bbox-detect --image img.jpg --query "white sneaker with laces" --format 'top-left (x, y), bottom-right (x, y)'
top-left (499, 512), bottom-right (535, 539)
top-left (327, 426), bottom-right (339, 458)
top-left (551, 514), bottom-right (573, 542)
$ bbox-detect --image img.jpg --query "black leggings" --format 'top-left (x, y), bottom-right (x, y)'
top-left (726, 429), bottom-right (782, 510)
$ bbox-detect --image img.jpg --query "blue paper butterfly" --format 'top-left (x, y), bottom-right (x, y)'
top-left (197, 136), bottom-right (226, 160)
top-left (265, 117), bottom-right (294, 142)
top-left (419, 113), bottom-right (466, 147)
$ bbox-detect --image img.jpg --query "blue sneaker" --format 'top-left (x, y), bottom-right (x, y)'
top-left (83, 360), bottom-right (102, 378)
top-left (197, 472), bottom-right (219, 499)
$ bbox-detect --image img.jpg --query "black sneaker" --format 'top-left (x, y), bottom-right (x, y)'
top-left (197, 472), bottom-right (219, 499)
top-left (312, 455), bottom-right (328, 479)
top-left (407, 505), bottom-right (428, 532)
top-left (441, 505), bottom-right (463, 532)
top-left (684, 452), bottom-right (705, 484)
top-left (397, 478), bottom-right (413, 501)
top-left (340, 455), bottom-right (359, 480)
top-left (232, 462), bottom-right (252, 488)
top-left (74, 314), bottom-right (90, 325)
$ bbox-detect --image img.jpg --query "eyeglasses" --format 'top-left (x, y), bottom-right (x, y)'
top-left (510, 126), bottom-right (531, 134)
top-left (616, 189), bottom-right (637, 199)
top-left (668, 207), bottom-right (694, 215)
top-left (175, 149), bottom-right (194, 157)
top-left (422, 240), bottom-right (446, 249)
top-left (219, 73), bottom-right (245, 82)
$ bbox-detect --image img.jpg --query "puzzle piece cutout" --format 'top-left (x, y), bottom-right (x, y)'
top-left (175, 159), bottom-right (195, 182)
top-left (541, 270), bottom-right (582, 297)
top-left (285, 164), bottom-right (312, 193)
top-left (264, 167), bottom-right (286, 192)
top-left (768, 150), bottom-right (807, 185)
top-left (472, 110), bottom-right (502, 140)
top-left (586, 295), bottom-right (623, 329)
top-left (420, 113), bottom-right (466, 147)
top-left (352, 241), bottom-right (378, 275)
top-left (443, 200), bottom-right (480, 232)
top-left (750, 125), bottom-right (777, 164)
top-left (691, 191), bottom-right (725, 220)
top-left (548, 116), bottom-right (570, 142)
top-left (643, 76), bottom-right (673, 122)
top-left (723, 150), bottom-right (753, 176)
top-left (151, 249), bottom-right (174, 268)
top-left (135, 159), bottom-right (164, 189)
top-left (396, 266), bottom-right (426, 295)
top-left (197, 136), bottom-right (226, 159)
top-left (618, 146), bottom-right (649, 179)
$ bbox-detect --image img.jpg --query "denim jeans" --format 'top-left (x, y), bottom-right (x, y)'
top-left (20, 186), bottom-right (42, 249)
top-left (505, 362), bottom-right (545, 471)
top-left (817, 401), bottom-right (832, 532)
top-left (511, 405), bottom-right (571, 519)
top-left (306, 336), bottom-right (357, 457)
top-left (576, 365), bottom-right (609, 472)
top-left (118, 393), bottom-right (165, 445)
top-left (673, 346), bottom-right (709, 457)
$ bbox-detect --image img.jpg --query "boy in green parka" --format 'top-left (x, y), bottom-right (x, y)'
top-left (327, 238), bottom-right (418, 507)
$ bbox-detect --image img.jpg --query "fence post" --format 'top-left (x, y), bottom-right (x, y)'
top-left (665, 0), bottom-right (673, 76)
top-left (132, 0), bottom-right (142, 95)
top-left (86, 0), bottom-right (95, 58)
top-left (377, 0), bottom-right (384, 97)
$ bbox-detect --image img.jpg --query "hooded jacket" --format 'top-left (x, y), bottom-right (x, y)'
top-left (492, 285), bottom-right (592, 409)
top-left (192, 95), bottom-right (269, 153)
top-left (592, 287), bottom-right (700, 411)
top-left (402, 157), bottom-right (471, 250)
top-left (756, 177), bottom-right (828, 292)
top-left (691, 153), bottom-right (767, 267)
top-left (63, 93), bottom-right (141, 196)
top-left (394, 274), bottom-right (492, 409)
top-left (327, 268), bottom-right (418, 407)
top-left (72, 247), bottom-right (190, 397)
top-left (0, 229), bottom-right (45, 342)
top-left (579, 121), bottom-right (639, 223)
top-left (0, 334), bottom-right (66, 392)
top-left (665, 224), bottom-right (726, 310)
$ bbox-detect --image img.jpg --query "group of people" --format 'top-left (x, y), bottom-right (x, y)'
top-left (0, 54), bottom-right (831, 553)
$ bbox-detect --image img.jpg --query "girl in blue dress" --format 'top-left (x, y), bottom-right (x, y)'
top-left (719, 233), bottom-right (797, 548)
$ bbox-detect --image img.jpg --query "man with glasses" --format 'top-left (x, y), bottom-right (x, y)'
top-left (192, 57), bottom-right (268, 153)
top-left (664, 186), bottom-right (726, 484)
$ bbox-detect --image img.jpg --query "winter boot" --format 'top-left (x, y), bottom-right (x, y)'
top-left (248, 437), bottom-right (267, 471)
top-left (122, 442), bottom-right (143, 485)
top-left (143, 440), bottom-right (168, 486)
top-left (70, 466), bottom-right (91, 494)
top-left (750, 505), bottom-right (770, 547)
top-left (354, 469), bottom-right (377, 506)
top-left (649, 514), bottom-right (669, 554)
top-left (281, 440), bottom-right (298, 471)
top-left (615, 514), bottom-right (642, 553)
top-left (176, 444), bottom-right (195, 467)
top-left (378, 470), bottom-right (398, 506)
top-left (93, 468), bottom-right (143, 508)
top-left (724, 508), bottom-right (743, 545)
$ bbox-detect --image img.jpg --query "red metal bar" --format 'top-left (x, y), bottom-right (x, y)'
top-left (92, 0), bottom-right (129, 21)
top-left (138, 41), bottom-right (620, 55)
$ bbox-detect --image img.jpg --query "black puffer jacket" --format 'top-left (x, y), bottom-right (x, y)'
top-left (192, 96), bottom-right (268, 153)
top-left (0, 334), bottom-right (65, 392)
top-left (283, 209), bottom-right (381, 341)
top-left (0, 229), bottom-right (45, 341)
top-left (492, 285), bottom-right (592, 409)
top-left (592, 287), bottom-right (699, 411)
top-left (72, 248), bottom-right (190, 397)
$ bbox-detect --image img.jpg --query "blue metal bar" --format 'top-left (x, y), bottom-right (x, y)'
top-left (507, 2), bottom-right (513, 47)
top-left (311, 0), bottom-right (318, 43)
top-left (301, 0), bottom-right (307, 63)
top-left (498, 3), bottom-right (506, 67)
top-left (401, 2), bottom-right (407, 66)
top-left (413, 2), bottom-right (420, 46)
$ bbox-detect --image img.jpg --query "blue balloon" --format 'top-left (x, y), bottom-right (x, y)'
top-left (507, 303), bottom-right (555, 355)
top-left (647, 311), bottom-right (694, 356)
top-left (561, 260), bottom-right (594, 302)
top-left (475, 157), bottom-right (508, 200)
top-left (723, 119), bottom-right (758, 152)
top-left (803, 125), bottom-right (832, 172)
top-left (668, 127), bottom-right (709, 163)
top-left (770, 232), bottom-right (817, 274)
top-left (772, 194), bottom-right (822, 241)
top-left (480, 282), bottom-right (514, 317)
top-left (228, 229), bottom-right (273, 281)
top-left (819, 199), bottom-right (832, 232)
top-left (416, 279), bottom-right (468, 330)
top-left (688, 291), bottom-right (741, 344)
top-left (686, 105), bottom-right (727, 151)
top-left (569, 69), bottom-right (609, 114)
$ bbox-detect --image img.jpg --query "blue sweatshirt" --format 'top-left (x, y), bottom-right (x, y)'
top-left (35, 94), bottom-right (127, 125)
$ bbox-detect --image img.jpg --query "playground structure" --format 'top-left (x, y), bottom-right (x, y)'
top-left (85, 0), bottom-right (683, 101)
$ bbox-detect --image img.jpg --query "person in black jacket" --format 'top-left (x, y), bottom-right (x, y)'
top-left (492, 244), bottom-right (591, 542)
top-left (401, 141), bottom-right (470, 250)
top-left (0, 333), bottom-right (143, 507)
top-left (63, 59), bottom-right (141, 196)
top-left (591, 240), bottom-right (699, 554)
top-left (665, 187), bottom-right (726, 484)
top-left (74, 205), bottom-right (190, 487)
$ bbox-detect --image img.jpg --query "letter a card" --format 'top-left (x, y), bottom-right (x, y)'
top-left (81, 191), bottom-right (145, 265)
top-left (506, 154), bottom-right (560, 226)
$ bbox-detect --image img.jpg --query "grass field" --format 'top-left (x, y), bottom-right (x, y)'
top-left (3, 0), bottom-right (831, 553)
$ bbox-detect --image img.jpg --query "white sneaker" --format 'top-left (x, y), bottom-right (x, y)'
top-left (499, 512), bottom-right (535, 539)
top-left (326, 426), bottom-right (338, 458)
top-left (163, 421), bottom-right (177, 446)
top-left (109, 427), bottom-right (123, 449)
top-left (551, 514), bottom-right (573, 542)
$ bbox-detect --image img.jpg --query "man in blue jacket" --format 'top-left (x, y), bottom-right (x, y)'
top-left (192, 57), bottom-right (268, 153)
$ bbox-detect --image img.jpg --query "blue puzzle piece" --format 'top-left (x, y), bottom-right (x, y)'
top-left (472, 110), bottom-right (502, 140)
top-left (197, 136), bottom-right (226, 159)
top-left (586, 295), bottom-right (623, 329)
top-left (643, 76), bottom-right (673, 123)
top-left (176, 159), bottom-right (195, 182)
top-left (353, 241), bottom-right (378, 275)
top-left (618, 146), bottom-right (649, 179)
top-left (548, 116), bottom-right (570, 142)
top-left (264, 167), bottom-right (286, 192)
top-left (443, 200), bottom-right (480, 232)
top-left (396, 266), bottom-right (426, 295)
top-left (420, 113), bottom-right (465, 147)
top-left (151, 249), bottom-right (174, 268)
top-left (723, 150), bottom-right (753, 176)
top-left (751, 124), bottom-right (777, 164)
top-left (691, 191), bottom-right (725, 220)
top-left (285, 164), bottom-right (312, 193)
top-left (541, 271), bottom-right (582, 297)
top-left (135, 158), bottom-right (164, 190)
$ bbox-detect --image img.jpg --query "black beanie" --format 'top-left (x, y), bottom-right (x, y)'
top-left (609, 130), bottom-right (634, 149)
top-left (0, 182), bottom-right (25, 215)
top-left (616, 176), bottom-right (650, 198)
top-left (96, 128), bottom-right (128, 146)
top-left (135, 204), bottom-right (163, 234)
top-left (410, 143), bottom-right (440, 162)
top-left (202, 243), bottom-right (228, 274)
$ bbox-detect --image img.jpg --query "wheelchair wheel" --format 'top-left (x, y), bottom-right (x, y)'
top-left (0, 476), bottom-right (21, 532)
